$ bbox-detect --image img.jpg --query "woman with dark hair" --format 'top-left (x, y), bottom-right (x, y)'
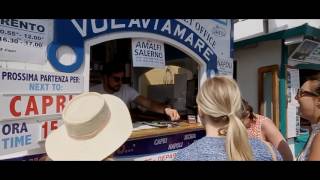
top-left (296, 73), bottom-right (320, 161)
top-left (240, 99), bottom-right (293, 161)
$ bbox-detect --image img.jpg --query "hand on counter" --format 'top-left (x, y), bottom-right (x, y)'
top-left (164, 107), bottom-right (180, 121)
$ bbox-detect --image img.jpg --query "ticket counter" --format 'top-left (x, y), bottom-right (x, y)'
top-left (114, 121), bottom-right (205, 161)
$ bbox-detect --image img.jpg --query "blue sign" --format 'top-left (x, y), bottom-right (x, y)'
top-left (2, 130), bottom-right (205, 160)
top-left (47, 19), bottom-right (230, 75)
top-left (114, 130), bottom-right (205, 157)
top-left (2, 153), bottom-right (46, 161)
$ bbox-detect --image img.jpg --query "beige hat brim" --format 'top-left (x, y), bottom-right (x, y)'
top-left (45, 94), bottom-right (132, 161)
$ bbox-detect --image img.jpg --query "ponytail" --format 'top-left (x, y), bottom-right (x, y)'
top-left (226, 113), bottom-right (253, 160)
top-left (196, 76), bottom-right (254, 161)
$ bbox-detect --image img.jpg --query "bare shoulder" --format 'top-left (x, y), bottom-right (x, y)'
top-left (309, 133), bottom-right (320, 160)
top-left (257, 114), bottom-right (271, 123)
top-left (259, 115), bottom-right (285, 144)
top-left (311, 133), bottom-right (320, 149)
top-left (259, 115), bottom-right (277, 132)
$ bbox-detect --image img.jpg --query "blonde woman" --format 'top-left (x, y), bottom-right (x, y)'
top-left (175, 76), bottom-right (282, 161)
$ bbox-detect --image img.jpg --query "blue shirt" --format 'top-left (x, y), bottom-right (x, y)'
top-left (174, 136), bottom-right (283, 161)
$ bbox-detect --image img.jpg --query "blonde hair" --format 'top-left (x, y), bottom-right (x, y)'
top-left (196, 76), bottom-right (253, 160)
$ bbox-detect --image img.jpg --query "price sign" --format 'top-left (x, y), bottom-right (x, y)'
top-left (0, 19), bottom-right (50, 64)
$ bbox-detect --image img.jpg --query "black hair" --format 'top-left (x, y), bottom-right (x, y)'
top-left (102, 61), bottom-right (125, 76)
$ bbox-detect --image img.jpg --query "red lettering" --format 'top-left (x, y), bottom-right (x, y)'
top-left (51, 121), bottom-right (58, 130)
top-left (56, 96), bottom-right (66, 113)
top-left (25, 96), bottom-right (39, 116)
top-left (42, 121), bottom-right (58, 139)
top-left (42, 96), bottom-right (53, 114)
top-left (42, 122), bottom-right (48, 139)
top-left (10, 96), bottom-right (21, 117)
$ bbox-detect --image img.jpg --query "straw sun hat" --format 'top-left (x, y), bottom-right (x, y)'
top-left (45, 92), bottom-right (133, 161)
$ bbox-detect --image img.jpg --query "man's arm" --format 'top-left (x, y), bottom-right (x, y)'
top-left (133, 95), bottom-right (180, 121)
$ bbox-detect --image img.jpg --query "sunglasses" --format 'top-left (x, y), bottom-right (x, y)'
top-left (296, 88), bottom-right (320, 98)
top-left (110, 76), bottom-right (124, 82)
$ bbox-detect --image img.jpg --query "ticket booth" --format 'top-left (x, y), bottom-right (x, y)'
top-left (0, 19), bottom-right (233, 160)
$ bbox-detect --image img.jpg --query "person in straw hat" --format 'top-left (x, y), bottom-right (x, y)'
top-left (44, 92), bottom-right (133, 161)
